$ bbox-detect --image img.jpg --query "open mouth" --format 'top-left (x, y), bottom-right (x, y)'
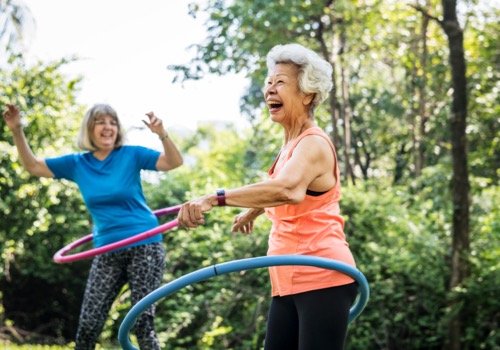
top-left (100, 133), bottom-right (114, 141)
top-left (268, 101), bottom-right (283, 112)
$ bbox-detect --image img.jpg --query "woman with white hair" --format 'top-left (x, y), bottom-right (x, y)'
top-left (178, 43), bottom-right (357, 349)
top-left (3, 103), bottom-right (183, 349)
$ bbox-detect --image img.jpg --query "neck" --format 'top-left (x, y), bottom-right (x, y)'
top-left (283, 117), bottom-right (316, 144)
top-left (93, 148), bottom-right (114, 160)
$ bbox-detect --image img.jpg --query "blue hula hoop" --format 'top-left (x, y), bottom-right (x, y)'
top-left (118, 254), bottom-right (370, 350)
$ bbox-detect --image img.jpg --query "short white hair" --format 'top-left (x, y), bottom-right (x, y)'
top-left (266, 43), bottom-right (333, 115)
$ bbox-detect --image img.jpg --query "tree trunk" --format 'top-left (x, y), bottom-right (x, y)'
top-left (353, 132), bottom-right (371, 180)
top-left (316, 13), bottom-right (341, 153)
top-left (416, 6), bottom-right (430, 176)
top-left (441, 0), bottom-right (471, 349)
top-left (339, 27), bottom-right (356, 185)
top-left (327, 59), bottom-right (341, 153)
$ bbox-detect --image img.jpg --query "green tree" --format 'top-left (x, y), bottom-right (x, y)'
top-left (439, 2), bottom-right (470, 348)
top-left (1, 1), bottom-right (498, 348)
top-left (163, 1), bottom-right (499, 349)
top-left (0, 55), bottom-right (89, 343)
top-left (412, 1), bottom-right (474, 347)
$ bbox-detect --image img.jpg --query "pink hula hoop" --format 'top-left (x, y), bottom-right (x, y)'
top-left (53, 205), bottom-right (181, 264)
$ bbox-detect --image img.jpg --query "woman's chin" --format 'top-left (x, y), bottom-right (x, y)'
top-left (270, 113), bottom-right (283, 123)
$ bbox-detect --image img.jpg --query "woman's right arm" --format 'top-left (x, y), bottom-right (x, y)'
top-left (231, 208), bottom-right (265, 234)
top-left (3, 104), bottom-right (55, 178)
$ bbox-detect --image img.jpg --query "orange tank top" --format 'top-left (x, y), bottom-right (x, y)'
top-left (265, 127), bottom-right (355, 297)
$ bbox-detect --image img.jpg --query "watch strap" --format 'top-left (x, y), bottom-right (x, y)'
top-left (216, 188), bottom-right (226, 206)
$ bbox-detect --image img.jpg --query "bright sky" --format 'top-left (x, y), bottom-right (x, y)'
top-left (23, 0), bottom-right (250, 147)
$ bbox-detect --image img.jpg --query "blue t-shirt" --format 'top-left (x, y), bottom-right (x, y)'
top-left (46, 145), bottom-right (161, 248)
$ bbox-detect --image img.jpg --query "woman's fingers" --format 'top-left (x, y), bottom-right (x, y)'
top-left (231, 215), bottom-right (253, 234)
top-left (178, 201), bottom-right (205, 228)
top-left (142, 112), bottom-right (164, 134)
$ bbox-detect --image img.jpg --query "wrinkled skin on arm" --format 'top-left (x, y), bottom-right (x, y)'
top-left (177, 134), bottom-right (335, 229)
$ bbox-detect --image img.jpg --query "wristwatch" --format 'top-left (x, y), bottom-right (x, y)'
top-left (216, 188), bottom-right (226, 206)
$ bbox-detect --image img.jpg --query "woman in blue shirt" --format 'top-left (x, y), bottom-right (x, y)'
top-left (3, 103), bottom-right (183, 350)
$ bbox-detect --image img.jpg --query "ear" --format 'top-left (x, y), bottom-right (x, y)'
top-left (302, 93), bottom-right (315, 106)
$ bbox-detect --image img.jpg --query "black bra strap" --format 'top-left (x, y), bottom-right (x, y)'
top-left (306, 189), bottom-right (328, 197)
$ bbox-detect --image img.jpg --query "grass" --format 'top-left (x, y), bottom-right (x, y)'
top-left (0, 344), bottom-right (122, 350)
top-left (0, 346), bottom-right (73, 350)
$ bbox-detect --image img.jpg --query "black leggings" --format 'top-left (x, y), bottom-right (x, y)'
top-left (264, 283), bottom-right (358, 350)
top-left (75, 242), bottom-right (165, 350)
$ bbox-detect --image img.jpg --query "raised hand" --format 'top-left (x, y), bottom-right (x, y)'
top-left (2, 103), bottom-right (22, 131)
top-left (142, 111), bottom-right (166, 136)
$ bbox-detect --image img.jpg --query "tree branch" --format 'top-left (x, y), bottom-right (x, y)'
top-left (409, 3), bottom-right (442, 26)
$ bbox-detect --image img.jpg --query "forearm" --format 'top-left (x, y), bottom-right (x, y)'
top-left (11, 127), bottom-right (42, 173)
top-left (178, 180), bottom-right (292, 229)
top-left (220, 180), bottom-right (304, 209)
top-left (246, 208), bottom-right (266, 219)
top-left (159, 132), bottom-right (183, 169)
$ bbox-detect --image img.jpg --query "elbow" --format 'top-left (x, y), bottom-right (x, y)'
top-left (271, 179), bottom-right (306, 205)
top-left (280, 187), bottom-right (305, 205)
top-left (173, 157), bottom-right (184, 168)
top-left (26, 166), bottom-right (44, 178)
top-left (24, 162), bottom-right (40, 177)
top-left (159, 156), bottom-right (184, 171)
top-left (20, 158), bottom-right (50, 178)
top-left (289, 193), bottom-right (305, 205)
top-left (167, 158), bottom-right (183, 171)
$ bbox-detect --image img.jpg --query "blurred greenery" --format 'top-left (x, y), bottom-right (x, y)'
top-left (1, 346), bottom-right (74, 350)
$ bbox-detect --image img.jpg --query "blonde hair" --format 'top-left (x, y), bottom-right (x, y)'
top-left (266, 43), bottom-right (333, 115)
top-left (76, 104), bottom-right (126, 151)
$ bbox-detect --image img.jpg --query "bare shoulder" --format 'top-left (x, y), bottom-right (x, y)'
top-left (295, 134), bottom-right (333, 159)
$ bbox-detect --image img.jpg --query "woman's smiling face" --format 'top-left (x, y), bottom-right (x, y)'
top-left (264, 63), bottom-right (308, 124)
top-left (91, 114), bottom-right (118, 150)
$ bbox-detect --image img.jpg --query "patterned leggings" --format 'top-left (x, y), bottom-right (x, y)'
top-left (75, 242), bottom-right (166, 350)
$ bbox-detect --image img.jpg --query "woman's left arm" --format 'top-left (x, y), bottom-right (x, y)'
top-left (143, 112), bottom-right (184, 171)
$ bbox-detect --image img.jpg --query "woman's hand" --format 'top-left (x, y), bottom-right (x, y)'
top-left (143, 111), bottom-right (167, 136)
top-left (231, 211), bottom-right (255, 235)
top-left (2, 103), bottom-right (22, 131)
top-left (177, 194), bottom-right (216, 229)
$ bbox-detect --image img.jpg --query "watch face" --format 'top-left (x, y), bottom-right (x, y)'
top-left (216, 189), bottom-right (226, 206)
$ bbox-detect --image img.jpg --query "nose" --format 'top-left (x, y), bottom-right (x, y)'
top-left (265, 84), bottom-right (276, 96)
